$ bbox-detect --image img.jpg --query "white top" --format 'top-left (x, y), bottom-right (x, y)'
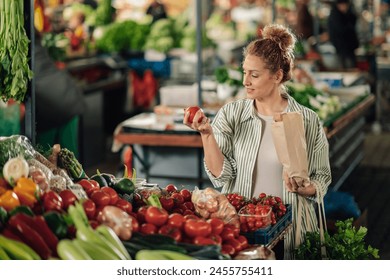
top-left (252, 113), bottom-right (283, 199)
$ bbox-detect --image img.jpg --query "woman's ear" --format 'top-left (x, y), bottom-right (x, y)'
top-left (274, 69), bottom-right (283, 83)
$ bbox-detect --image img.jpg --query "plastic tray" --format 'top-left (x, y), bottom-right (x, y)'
top-left (242, 204), bottom-right (292, 246)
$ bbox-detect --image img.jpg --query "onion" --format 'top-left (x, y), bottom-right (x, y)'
top-left (2, 157), bottom-right (29, 185)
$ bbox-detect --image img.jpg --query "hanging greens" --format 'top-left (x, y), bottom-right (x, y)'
top-left (0, 0), bottom-right (33, 103)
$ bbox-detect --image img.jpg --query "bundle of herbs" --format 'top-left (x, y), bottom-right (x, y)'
top-left (0, 0), bottom-right (33, 103)
top-left (295, 218), bottom-right (379, 260)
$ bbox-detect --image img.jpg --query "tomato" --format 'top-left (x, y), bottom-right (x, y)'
top-left (167, 213), bottom-right (185, 229)
top-left (224, 224), bottom-right (240, 238)
top-left (90, 190), bottom-right (111, 208)
top-left (221, 244), bottom-right (235, 256)
top-left (115, 198), bottom-right (133, 215)
top-left (184, 214), bottom-right (199, 220)
top-left (89, 219), bottom-right (99, 229)
top-left (179, 189), bottom-right (192, 202)
top-left (207, 218), bottom-right (224, 235)
top-left (220, 227), bottom-right (235, 241)
top-left (59, 189), bottom-right (78, 210)
top-left (165, 184), bottom-right (178, 193)
top-left (184, 219), bottom-right (212, 238)
top-left (130, 216), bottom-right (139, 232)
top-left (100, 186), bottom-right (119, 205)
top-left (158, 225), bottom-right (182, 242)
top-left (82, 199), bottom-right (96, 219)
top-left (42, 190), bottom-right (63, 212)
top-left (225, 238), bottom-right (243, 254)
top-left (171, 192), bottom-right (184, 206)
top-left (237, 235), bottom-right (249, 250)
top-left (77, 179), bottom-right (99, 196)
top-left (185, 106), bottom-right (203, 124)
top-left (193, 236), bottom-right (216, 246)
top-left (209, 234), bottom-right (223, 245)
top-left (182, 209), bottom-right (194, 216)
top-left (183, 201), bottom-right (195, 211)
top-left (145, 206), bottom-right (169, 227)
top-left (136, 205), bottom-right (148, 223)
top-left (140, 223), bottom-right (158, 235)
top-left (159, 196), bottom-right (174, 211)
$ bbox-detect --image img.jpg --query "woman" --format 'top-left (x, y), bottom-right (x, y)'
top-left (183, 24), bottom-right (331, 259)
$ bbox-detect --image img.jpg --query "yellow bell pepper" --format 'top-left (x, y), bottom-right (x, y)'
top-left (0, 190), bottom-right (21, 212)
top-left (13, 177), bottom-right (39, 207)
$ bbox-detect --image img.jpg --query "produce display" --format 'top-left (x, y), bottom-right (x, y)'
top-left (0, 135), bottom-right (291, 260)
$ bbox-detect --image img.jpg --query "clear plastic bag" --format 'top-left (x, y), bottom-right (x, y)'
top-left (191, 187), bottom-right (240, 228)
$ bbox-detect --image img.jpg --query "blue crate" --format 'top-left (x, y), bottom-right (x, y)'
top-left (243, 204), bottom-right (292, 245)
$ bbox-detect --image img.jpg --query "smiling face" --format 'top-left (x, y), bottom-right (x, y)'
top-left (242, 54), bottom-right (281, 100)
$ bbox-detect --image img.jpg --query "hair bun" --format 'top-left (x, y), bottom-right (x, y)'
top-left (262, 24), bottom-right (296, 52)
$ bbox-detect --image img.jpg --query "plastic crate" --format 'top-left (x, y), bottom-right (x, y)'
top-left (242, 204), bottom-right (292, 245)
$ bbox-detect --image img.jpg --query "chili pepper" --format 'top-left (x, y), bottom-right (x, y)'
top-left (7, 214), bottom-right (52, 259)
top-left (1, 227), bottom-right (23, 242)
top-left (43, 211), bottom-right (69, 239)
top-left (0, 190), bottom-right (21, 212)
top-left (112, 178), bottom-right (135, 196)
top-left (13, 177), bottom-right (39, 207)
top-left (32, 215), bottom-right (59, 256)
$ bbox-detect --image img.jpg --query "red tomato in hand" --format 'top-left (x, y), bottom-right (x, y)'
top-left (184, 219), bottom-right (212, 238)
top-left (158, 225), bottom-right (182, 242)
top-left (100, 186), bottom-right (119, 205)
top-left (59, 189), bottom-right (78, 210)
top-left (145, 206), bottom-right (169, 227)
top-left (185, 106), bottom-right (204, 124)
top-left (82, 199), bottom-right (96, 219)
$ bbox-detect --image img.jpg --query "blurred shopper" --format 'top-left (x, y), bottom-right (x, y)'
top-left (146, 0), bottom-right (167, 23)
top-left (327, 0), bottom-right (359, 69)
top-left (296, 0), bottom-right (314, 40)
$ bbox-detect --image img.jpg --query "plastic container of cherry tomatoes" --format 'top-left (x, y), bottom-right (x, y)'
top-left (238, 204), bottom-right (272, 232)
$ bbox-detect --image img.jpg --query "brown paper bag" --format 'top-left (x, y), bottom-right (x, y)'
top-left (271, 112), bottom-right (309, 187)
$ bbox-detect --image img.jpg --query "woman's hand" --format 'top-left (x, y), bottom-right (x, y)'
top-left (283, 172), bottom-right (316, 196)
top-left (183, 108), bottom-right (212, 135)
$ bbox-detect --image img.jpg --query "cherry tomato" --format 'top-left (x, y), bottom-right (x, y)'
top-left (237, 235), bottom-right (249, 250)
top-left (193, 236), bottom-right (216, 246)
top-left (184, 219), bottom-right (212, 238)
top-left (179, 189), bottom-right (192, 202)
top-left (100, 186), bottom-right (119, 205)
top-left (89, 219), bottom-right (99, 229)
top-left (82, 198), bottom-right (96, 220)
top-left (90, 190), bottom-right (111, 208)
top-left (130, 216), bottom-right (139, 232)
top-left (158, 225), bottom-right (182, 242)
top-left (183, 201), bottom-right (195, 211)
top-left (59, 189), bottom-right (78, 210)
top-left (224, 224), bottom-right (240, 238)
top-left (225, 238), bottom-right (243, 254)
top-left (165, 184), bottom-right (178, 193)
top-left (167, 213), bottom-right (185, 229)
top-left (140, 223), bottom-right (158, 235)
top-left (220, 227), bottom-right (235, 241)
top-left (207, 217), bottom-right (224, 235)
top-left (115, 198), bottom-right (133, 215)
top-left (159, 196), bottom-right (174, 211)
top-left (171, 192), bottom-right (184, 206)
top-left (145, 206), bottom-right (169, 227)
top-left (185, 106), bottom-right (203, 124)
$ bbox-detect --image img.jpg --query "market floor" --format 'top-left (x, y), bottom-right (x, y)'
top-left (338, 127), bottom-right (390, 259)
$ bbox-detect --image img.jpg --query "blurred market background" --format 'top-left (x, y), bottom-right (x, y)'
top-left (1, 0), bottom-right (390, 258)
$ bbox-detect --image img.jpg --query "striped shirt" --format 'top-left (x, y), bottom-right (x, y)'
top-left (204, 92), bottom-right (331, 259)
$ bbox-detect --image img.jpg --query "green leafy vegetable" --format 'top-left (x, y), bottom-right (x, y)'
top-left (295, 218), bottom-right (380, 260)
top-left (0, 0), bottom-right (33, 102)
